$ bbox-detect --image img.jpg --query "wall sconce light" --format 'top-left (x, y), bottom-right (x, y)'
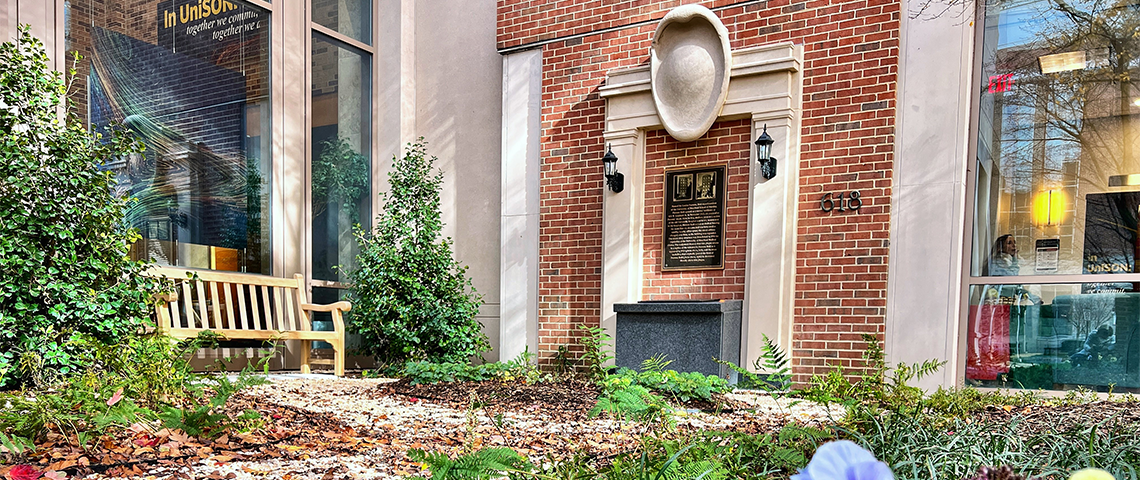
top-left (602, 144), bottom-right (624, 193)
top-left (755, 124), bottom-right (776, 180)
top-left (1032, 189), bottom-right (1066, 226)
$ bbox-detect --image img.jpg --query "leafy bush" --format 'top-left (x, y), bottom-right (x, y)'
top-left (606, 356), bottom-right (732, 404)
top-left (402, 360), bottom-right (511, 385)
top-left (348, 140), bottom-right (486, 364)
top-left (0, 26), bottom-right (166, 388)
top-left (398, 350), bottom-right (544, 385)
top-left (0, 332), bottom-right (270, 447)
top-left (798, 333), bottom-right (945, 409)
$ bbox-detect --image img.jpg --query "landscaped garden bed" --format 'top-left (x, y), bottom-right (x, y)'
top-left (3, 24), bottom-right (1140, 480)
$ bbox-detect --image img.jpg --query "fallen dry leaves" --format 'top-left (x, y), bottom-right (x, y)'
top-left (2, 377), bottom-right (816, 479)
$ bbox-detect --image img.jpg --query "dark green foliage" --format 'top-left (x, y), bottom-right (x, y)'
top-left (579, 325), bottom-right (615, 382)
top-left (840, 407), bottom-right (1140, 480)
top-left (605, 444), bottom-right (728, 480)
top-left (1, 331), bottom-right (270, 446)
top-left (608, 359), bottom-right (732, 404)
top-left (798, 333), bottom-right (945, 408)
top-left (311, 135), bottom-right (370, 225)
top-left (651, 427), bottom-right (831, 479)
top-left (0, 26), bottom-right (167, 388)
top-left (401, 360), bottom-right (512, 385)
top-left (348, 140), bottom-right (486, 363)
top-left (716, 334), bottom-right (792, 393)
top-left (157, 365), bottom-right (266, 438)
top-left (409, 447), bottom-right (529, 480)
top-left (590, 381), bottom-right (673, 427)
top-left (397, 349), bottom-right (545, 385)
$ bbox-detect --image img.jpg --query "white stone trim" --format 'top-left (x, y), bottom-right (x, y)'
top-left (601, 41), bottom-right (803, 367)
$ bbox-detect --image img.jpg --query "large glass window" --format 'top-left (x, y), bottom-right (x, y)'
top-left (66, 0), bottom-right (272, 274)
top-left (311, 0), bottom-right (371, 45)
top-left (967, 283), bottom-right (1140, 391)
top-left (311, 33), bottom-right (371, 283)
top-left (969, 0), bottom-right (1140, 390)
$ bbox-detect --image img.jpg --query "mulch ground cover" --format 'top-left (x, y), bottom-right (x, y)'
top-left (2, 394), bottom-right (394, 479)
top-left (374, 377), bottom-right (752, 420)
top-left (7, 377), bottom-right (1124, 479)
top-left (975, 398), bottom-right (1140, 435)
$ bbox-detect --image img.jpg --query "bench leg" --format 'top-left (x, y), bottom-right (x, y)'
top-left (333, 340), bottom-right (345, 377)
top-left (300, 340), bottom-right (312, 375)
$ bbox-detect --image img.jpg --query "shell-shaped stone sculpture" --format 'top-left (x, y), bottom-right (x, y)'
top-left (650, 5), bottom-right (732, 142)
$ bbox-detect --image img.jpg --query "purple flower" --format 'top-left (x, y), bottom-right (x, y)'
top-left (791, 440), bottom-right (895, 480)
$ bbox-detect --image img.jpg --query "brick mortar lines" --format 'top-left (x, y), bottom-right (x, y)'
top-left (506, 0), bottom-right (900, 376)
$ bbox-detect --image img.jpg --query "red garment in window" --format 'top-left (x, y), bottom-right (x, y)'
top-left (967, 304), bottom-right (1011, 380)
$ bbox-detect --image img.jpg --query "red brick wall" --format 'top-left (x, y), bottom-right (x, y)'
top-left (641, 121), bottom-right (751, 300)
top-left (507, 0), bottom-right (899, 377)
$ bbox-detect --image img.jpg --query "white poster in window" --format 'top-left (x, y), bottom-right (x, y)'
top-left (1035, 238), bottom-right (1060, 273)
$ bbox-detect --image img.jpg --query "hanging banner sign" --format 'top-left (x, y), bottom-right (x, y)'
top-left (157, 0), bottom-right (266, 59)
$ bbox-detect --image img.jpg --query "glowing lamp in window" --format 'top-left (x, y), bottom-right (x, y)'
top-left (1038, 51), bottom-right (1086, 74)
top-left (1032, 189), bottom-right (1067, 226)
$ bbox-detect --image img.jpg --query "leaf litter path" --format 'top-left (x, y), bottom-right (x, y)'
top-left (25, 376), bottom-right (837, 480)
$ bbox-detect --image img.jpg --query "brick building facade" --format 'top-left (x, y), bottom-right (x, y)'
top-left (498, 0), bottom-right (899, 382)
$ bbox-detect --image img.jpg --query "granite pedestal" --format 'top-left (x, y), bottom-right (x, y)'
top-left (614, 299), bottom-right (742, 381)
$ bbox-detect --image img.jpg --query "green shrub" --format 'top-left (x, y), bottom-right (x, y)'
top-left (398, 350), bottom-right (542, 385)
top-left (606, 356), bottom-right (732, 404)
top-left (0, 331), bottom-right (271, 445)
top-left (716, 334), bottom-right (792, 392)
top-left (348, 140), bottom-right (486, 364)
top-left (0, 26), bottom-right (167, 389)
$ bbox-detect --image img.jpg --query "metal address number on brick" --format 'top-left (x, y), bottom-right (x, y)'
top-left (820, 191), bottom-right (861, 213)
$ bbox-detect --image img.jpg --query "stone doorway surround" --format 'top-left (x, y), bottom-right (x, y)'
top-left (597, 41), bottom-right (803, 367)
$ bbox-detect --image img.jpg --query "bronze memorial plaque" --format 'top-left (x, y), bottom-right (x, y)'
top-left (663, 164), bottom-right (726, 270)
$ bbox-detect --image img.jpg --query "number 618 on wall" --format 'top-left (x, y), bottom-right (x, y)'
top-left (820, 191), bottom-right (861, 213)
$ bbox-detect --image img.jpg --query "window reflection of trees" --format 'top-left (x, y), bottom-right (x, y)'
top-left (976, 0), bottom-right (1140, 276)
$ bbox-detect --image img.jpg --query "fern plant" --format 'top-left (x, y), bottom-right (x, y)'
top-left (579, 325), bottom-right (615, 382)
top-left (591, 380), bottom-right (675, 433)
top-left (606, 444), bottom-right (727, 480)
top-left (715, 334), bottom-right (792, 393)
top-left (408, 447), bottom-right (529, 480)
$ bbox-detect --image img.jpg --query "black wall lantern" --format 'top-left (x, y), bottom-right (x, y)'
top-left (755, 124), bottom-right (776, 180)
top-left (602, 144), bottom-right (624, 193)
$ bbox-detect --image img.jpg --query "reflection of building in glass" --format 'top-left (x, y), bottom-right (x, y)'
top-left (80, 1), bottom-right (271, 274)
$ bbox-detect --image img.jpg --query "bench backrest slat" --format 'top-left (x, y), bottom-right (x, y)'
top-left (235, 283), bottom-right (248, 330)
top-left (283, 286), bottom-right (297, 331)
top-left (222, 282), bottom-right (236, 329)
top-left (208, 281), bottom-right (222, 329)
top-left (168, 296), bottom-right (180, 330)
top-left (194, 278), bottom-right (209, 328)
top-left (273, 285), bottom-right (285, 331)
top-left (259, 285), bottom-right (272, 330)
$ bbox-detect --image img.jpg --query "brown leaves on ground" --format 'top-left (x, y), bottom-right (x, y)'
top-left (3, 377), bottom-right (802, 479)
top-left (975, 398), bottom-right (1140, 435)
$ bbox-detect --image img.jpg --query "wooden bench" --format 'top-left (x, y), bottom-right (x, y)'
top-left (149, 267), bottom-right (351, 376)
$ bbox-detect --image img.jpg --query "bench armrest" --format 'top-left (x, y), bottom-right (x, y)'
top-left (300, 301), bottom-right (352, 313)
top-left (155, 292), bottom-right (179, 303)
